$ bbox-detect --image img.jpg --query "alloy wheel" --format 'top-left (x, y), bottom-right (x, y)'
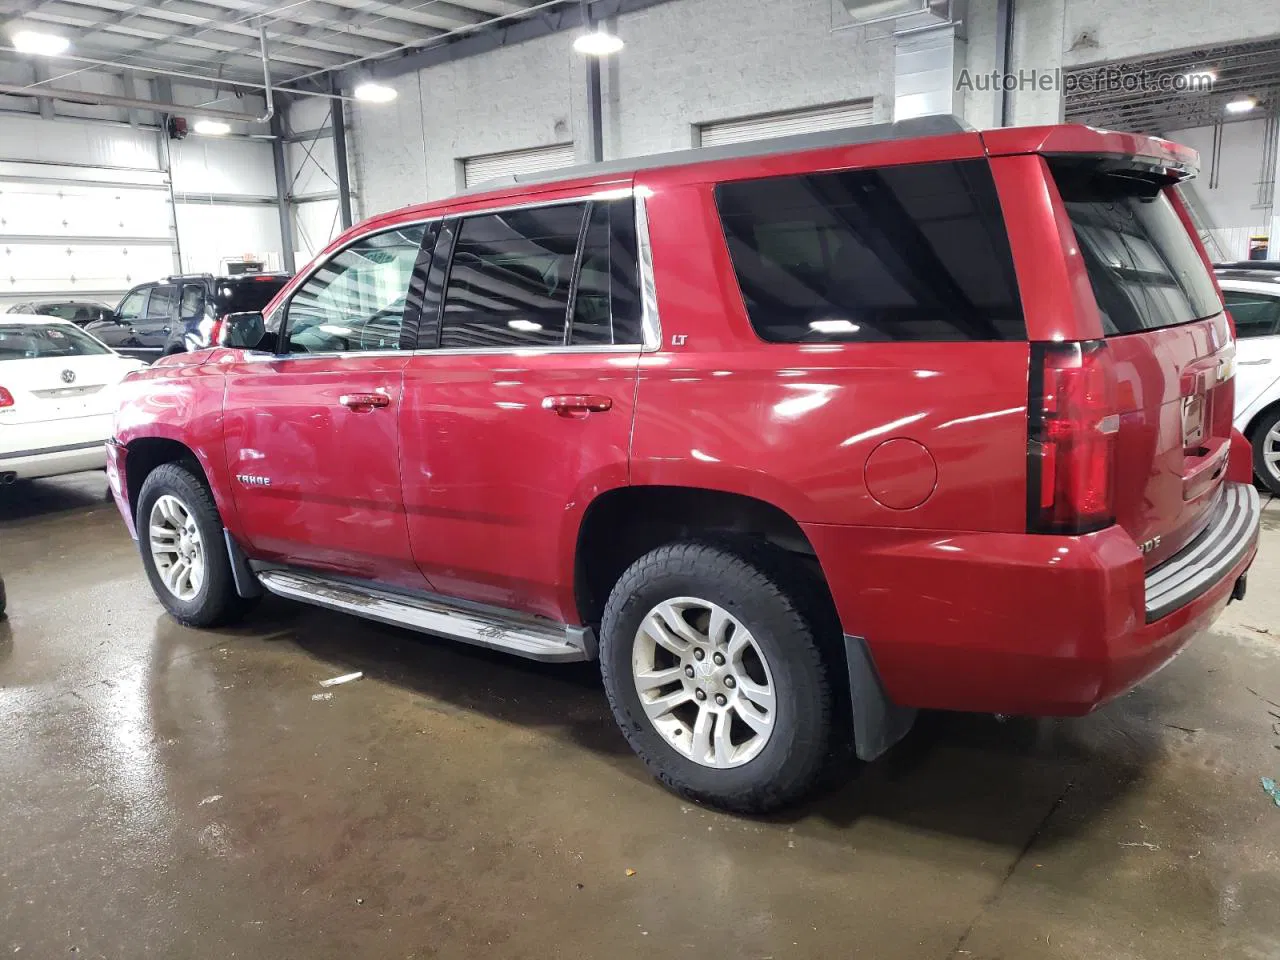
top-left (148, 494), bottom-right (205, 602)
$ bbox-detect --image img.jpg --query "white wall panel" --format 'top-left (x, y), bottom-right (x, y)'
top-left (0, 114), bottom-right (159, 170)
top-left (0, 181), bottom-right (171, 238)
top-left (287, 140), bottom-right (338, 199)
top-left (293, 199), bottom-right (342, 268)
top-left (173, 202), bottom-right (283, 275)
top-left (0, 242), bottom-right (173, 303)
top-left (170, 137), bottom-right (277, 198)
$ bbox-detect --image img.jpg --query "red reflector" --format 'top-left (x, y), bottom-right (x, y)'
top-left (210, 317), bottom-right (226, 346)
top-left (1028, 341), bottom-right (1118, 534)
top-left (0, 386), bottom-right (13, 408)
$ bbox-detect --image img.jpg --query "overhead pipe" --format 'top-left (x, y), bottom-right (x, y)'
top-left (0, 25), bottom-right (276, 125)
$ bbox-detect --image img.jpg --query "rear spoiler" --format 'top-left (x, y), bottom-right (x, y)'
top-left (981, 125), bottom-right (1199, 180)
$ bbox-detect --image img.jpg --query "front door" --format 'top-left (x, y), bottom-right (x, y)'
top-left (222, 223), bottom-right (431, 588)
top-left (400, 195), bottom-right (645, 621)
top-left (89, 286), bottom-right (149, 358)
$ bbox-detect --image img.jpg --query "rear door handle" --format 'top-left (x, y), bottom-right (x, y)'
top-left (542, 394), bottom-right (613, 416)
top-left (340, 392), bottom-right (391, 410)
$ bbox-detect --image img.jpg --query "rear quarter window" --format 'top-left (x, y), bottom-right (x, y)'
top-left (714, 159), bottom-right (1025, 343)
top-left (1049, 159), bottom-right (1222, 336)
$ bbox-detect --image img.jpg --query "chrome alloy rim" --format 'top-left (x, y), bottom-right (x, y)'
top-left (148, 494), bottom-right (205, 602)
top-left (632, 597), bottom-right (776, 769)
top-left (1264, 422), bottom-right (1280, 484)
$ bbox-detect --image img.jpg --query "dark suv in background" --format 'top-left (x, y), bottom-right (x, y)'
top-left (87, 273), bottom-right (290, 361)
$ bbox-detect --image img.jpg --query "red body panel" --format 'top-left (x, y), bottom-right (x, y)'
top-left (108, 123), bottom-right (1257, 721)
top-left (399, 349), bottom-right (639, 622)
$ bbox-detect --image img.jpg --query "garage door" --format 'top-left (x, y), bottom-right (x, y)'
top-left (698, 101), bottom-right (876, 147)
top-left (462, 143), bottom-right (577, 188)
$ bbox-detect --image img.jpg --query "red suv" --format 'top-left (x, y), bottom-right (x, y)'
top-left (108, 118), bottom-right (1261, 813)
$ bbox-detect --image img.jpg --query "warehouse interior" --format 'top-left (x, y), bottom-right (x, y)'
top-left (3, 1), bottom-right (1280, 957)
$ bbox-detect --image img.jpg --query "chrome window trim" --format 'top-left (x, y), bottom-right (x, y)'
top-left (250, 186), bottom-right (661, 363)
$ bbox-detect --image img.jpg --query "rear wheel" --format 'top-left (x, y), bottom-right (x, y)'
top-left (137, 462), bottom-right (253, 627)
top-left (1252, 407), bottom-right (1280, 496)
top-left (599, 541), bottom-right (833, 813)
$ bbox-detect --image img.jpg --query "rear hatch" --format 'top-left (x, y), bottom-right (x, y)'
top-left (0, 325), bottom-right (137, 426)
top-left (1046, 156), bottom-right (1232, 569)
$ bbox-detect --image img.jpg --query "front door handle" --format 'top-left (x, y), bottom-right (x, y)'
top-left (340, 392), bottom-right (391, 411)
top-left (542, 394), bottom-right (613, 416)
top-left (1239, 358), bottom-right (1272, 366)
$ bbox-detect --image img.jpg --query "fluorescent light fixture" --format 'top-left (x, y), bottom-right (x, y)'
top-left (573, 27), bottom-right (624, 56)
top-left (1226, 96), bottom-right (1257, 114)
top-left (508, 319), bottom-right (543, 332)
top-left (1183, 69), bottom-right (1216, 84)
top-left (12, 30), bottom-right (69, 55)
top-left (193, 119), bottom-right (231, 136)
top-left (354, 82), bottom-right (397, 103)
top-left (809, 319), bottom-right (860, 334)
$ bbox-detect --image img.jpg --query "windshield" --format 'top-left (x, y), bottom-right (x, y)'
top-left (1049, 158), bottom-right (1222, 335)
top-left (0, 323), bottom-right (114, 360)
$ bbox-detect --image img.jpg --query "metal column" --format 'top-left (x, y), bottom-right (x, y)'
top-left (330, 75), bottom-right (354, 230)
top-left (270, 111), bottom-right (297, 275)
top-left (582, 0), bottom-right (604, 163)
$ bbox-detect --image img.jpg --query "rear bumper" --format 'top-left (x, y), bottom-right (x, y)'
top-left (0, 440), bottom-right (108, 480)
top-left (802, 481), bottom-right (1260, 717)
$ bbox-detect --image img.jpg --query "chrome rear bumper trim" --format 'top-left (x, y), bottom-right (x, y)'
top-left (1145, 483), bottom-right (1260, 623)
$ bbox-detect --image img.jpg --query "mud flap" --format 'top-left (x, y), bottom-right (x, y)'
top-left (223, 529), bottom-right (263, 599)
top-left (844, 634), bottom-right (917, 761)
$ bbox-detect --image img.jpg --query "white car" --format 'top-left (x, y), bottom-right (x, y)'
top-left (1219, 267), bottom-right (1280, 495)
top-left (0, 316), bottom-right (145, 484)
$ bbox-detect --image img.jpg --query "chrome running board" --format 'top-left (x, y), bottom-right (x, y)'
top-left (256, 569), bottom-right (595, 663)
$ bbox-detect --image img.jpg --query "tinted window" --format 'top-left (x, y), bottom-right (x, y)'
top-left (178, 284), bottom-right (205, 320)
top-left (1222, 289), bottom-right (1280, 339)
top-left (145, 285), bottom-right (176, 319)
top-left (218, 277), bottom-right (288, 315)
top-left (441, 204), bottom-right (586, 349)
top-left (0, 323), bottom-right (112, 360)
top-left (286, 226), bottom-right (425, 354)
top-left (117, 289), bottom-right (147, 321)
top-left (569, 200), bottom-right (643, 346)
top-left (1050, 159), bottom-right (1222, 336)
top-left (715, 160), bottom-right (1024, 343)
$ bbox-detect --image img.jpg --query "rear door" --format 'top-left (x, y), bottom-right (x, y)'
top-left (399, 194), bottom-right (644, 621)
top-left (1046, 157), bottom-right (1232, 568)
top-left (221, 224), bottom-right (429, 587)
top-left (1221, 284), bottom-right (1280, 419)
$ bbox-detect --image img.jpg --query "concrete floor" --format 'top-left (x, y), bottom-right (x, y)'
top-left (1, 474), bottom-right (1279, 960)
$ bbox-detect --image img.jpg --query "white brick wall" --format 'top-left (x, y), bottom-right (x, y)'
top-left (346, 0), bottom-right (1280, 217)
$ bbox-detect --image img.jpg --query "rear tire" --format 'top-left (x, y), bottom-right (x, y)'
top-left (599, 541), bottom-right (833, 814)
top-left (1252, 407), bottom-right (1280, 496)
top-left (137, 462), bottom-right (253, 627)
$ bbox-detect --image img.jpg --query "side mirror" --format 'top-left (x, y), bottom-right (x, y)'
top-left (222, 311), bottom-right (267, 350)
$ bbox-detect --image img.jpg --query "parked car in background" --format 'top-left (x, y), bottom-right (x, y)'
top-left (108, 121), bottom-right (1260, 813)
top-left (1216, 265), bottom-right (1280, 494)
top-left (0, 316), bottom-right (144, 483)
top-left (85, 272), bottom-right (290, 361)
top-left (6, 301), bottom-right (114, 326)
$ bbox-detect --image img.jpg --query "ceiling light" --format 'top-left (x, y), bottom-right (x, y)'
top-left (1226, 97), bottom-right (1257, 114)
top-left (193, 119), bottom-right (231, 135)
top-left (573, 26), bottom-right (624, 56)
top-left (354, 82), bottom-right (397, 103)
top-left (12, 30), bottom-right (69, 55)
top-left (1183, 69), bottom-right (1216, 85)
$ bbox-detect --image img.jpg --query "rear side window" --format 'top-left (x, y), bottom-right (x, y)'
top-left (1222, 289), bottom-right (1280, 339)
top-left (715, 159), bottom-right (1024, 343)
top-left (217, 277), bottom-right (288, 315)
top-left (1049, 159), bottom-right (1222, 336)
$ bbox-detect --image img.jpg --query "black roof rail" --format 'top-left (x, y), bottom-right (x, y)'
top-left (1213, 261), bottom-right (1280, 273)
top-left (164, 272), bottom-right (215, 282)
top-left (459, 115), bottom-right (973, 195)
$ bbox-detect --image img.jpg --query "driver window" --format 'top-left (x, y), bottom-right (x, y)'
top-left (116, 289), bottom-right (147, 321)
top-left (285, 224), bottom-right (427, 354)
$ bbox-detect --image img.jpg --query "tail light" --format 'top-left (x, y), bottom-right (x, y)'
top-left (0, 387), bottom-right (14, 408)
top-left (1027, 340), bottom-right (1119, 534)
top-left (209, 316), bottom-right (227, 346)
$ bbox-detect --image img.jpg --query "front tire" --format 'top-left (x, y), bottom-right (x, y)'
top-left (137, 462), bottom-right (252, 627)
top-left (599, 541), bottom-right (833, 814)
top-left (1252, 407), bottom-right (1280, 496)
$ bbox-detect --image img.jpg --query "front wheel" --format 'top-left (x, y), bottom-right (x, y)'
top-left (599, 541), bottom-right (833, 814)
top-left (1252, 407), bottom-right (1280, 496)
top-left (137, 462), bottom-right (253, 627)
